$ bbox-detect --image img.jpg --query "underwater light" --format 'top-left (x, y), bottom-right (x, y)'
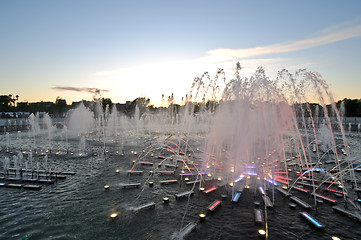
top-left (300, 212), bottom-right (323, 228)
top-left (234, 177), bottom-right (243, 182)
top-left (232, 192), bottom-right (241, 202)
top-left (110, 213), bottom-right (118, 219)
top-left (204, 186), bottom-right (217, 194)
top-left (199, 213), bottom-right (206, 222)
top-left (207, 200), bottom-right (221, 212)
top-left (259, 186), bottom-right (265, 195)
top-left (258, 229), bottom-right (266, 236)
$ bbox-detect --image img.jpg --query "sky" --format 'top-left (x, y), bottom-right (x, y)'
top-left (1, 0), bottom-right (361, 107)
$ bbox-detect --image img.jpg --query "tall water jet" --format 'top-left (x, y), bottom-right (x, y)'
top-left (28, 113), bottom-right (40, 150)
top-left (43, 113), bottom-right (53, 152)
top-left (67, 102), bottom-right (95, 138)
top-left (5, 132), bottom-right (10, 152)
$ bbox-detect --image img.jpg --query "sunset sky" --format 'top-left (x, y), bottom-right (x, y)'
top-left (1, 1), bottom-right (361, 106)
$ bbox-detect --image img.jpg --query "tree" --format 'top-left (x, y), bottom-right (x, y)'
top-left (0, 95), bottom-right (12, 112)
top-left (126, 97), bottom-right (150, 117)
top-left (102, 98), bottom-right (113, 112)
top-left (54, 97), bottom-right (67, 115)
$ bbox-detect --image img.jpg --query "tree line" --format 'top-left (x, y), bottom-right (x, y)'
top-left (1, 95), bottom-right (360, 118)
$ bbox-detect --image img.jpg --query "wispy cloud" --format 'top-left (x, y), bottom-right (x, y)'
top-left (52, 86), bottom-right (110, 94)
top-left (196, 23), bottom-right (361, 65)
top-left (89, 21), bottom-right (361, 80)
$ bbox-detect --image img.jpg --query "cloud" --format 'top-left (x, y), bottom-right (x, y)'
top-left (52, 86), bottom-right (110, 94)
top-left (195, 22), bottom-right (361, 65)
top-left (89, 21), bottom-right (361, 81)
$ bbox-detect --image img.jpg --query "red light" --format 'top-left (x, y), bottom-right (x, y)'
top-left (293, 186), bottom-right (308, 193)
top-left (325, 188), bottom-right (348, 195)
top-left (207, 200), bottom-right (221, 211)
top-left (204, 186), bottom-right (217, 194)
top-left (314, 194), bottom-right (336, 203)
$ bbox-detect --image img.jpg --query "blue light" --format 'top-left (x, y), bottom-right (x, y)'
top-left (232, 192), bottom-right (240, 202)
top-left (357, 198), bottom-right (361, 203)
top-left (301, 212), bottom-right (322, 228)
top-left (266, 179), bottom-right (278, 186)
top-left (234, 177), bottom-right (243, 182)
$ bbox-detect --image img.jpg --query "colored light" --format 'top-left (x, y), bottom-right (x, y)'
top-left (266, 179), bottom-right (278, 186)
top-left (232, 192), bottom-right (240, 202)
top-left (259, 186), bottom-right (265, 195)
top-left (294, 187), bottom-right (308, 193)
top-left (325, 188), bottom-right (347, 195)
top-left (314, 194), bottom-right (336, 203)
top-left (204, 186), bottom-right (217, 193)
top-left (208, 200), bottom-right (221, 211)
top-left (234, 177), bottom-right (243, 182)
top-left (356, 198), bottom-right (361, 202)
top-left (301, 212), bottom-right (322, 227)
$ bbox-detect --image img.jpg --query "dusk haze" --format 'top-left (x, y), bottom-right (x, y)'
top-left (1, 1), bottom-right (361, 105)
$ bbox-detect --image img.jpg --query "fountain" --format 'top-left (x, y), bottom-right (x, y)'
top-left (0, 64), bottom-right (360, 239)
